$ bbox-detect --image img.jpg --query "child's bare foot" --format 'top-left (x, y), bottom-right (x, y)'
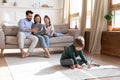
top-left (21, 52), bottom-right (26, 58)
top-left (70, 65), bottom-right (75, 69)
top-left (76, 64), bottom-right (83, 69)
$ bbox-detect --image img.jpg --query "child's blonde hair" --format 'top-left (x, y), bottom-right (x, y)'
top-left (73, 36), bottom-right (85, 48)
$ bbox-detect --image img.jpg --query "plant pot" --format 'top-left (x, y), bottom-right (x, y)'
top-left (107, 25), bottom-right (113, 31)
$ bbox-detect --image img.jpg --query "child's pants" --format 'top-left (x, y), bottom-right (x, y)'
top-left (60, 59), bottom-right (84, 67)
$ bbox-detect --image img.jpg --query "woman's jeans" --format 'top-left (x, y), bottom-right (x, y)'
top-left (37, 35), bottom-right (50, 48)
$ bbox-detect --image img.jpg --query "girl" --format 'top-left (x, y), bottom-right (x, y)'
top-left (43, 15), bottom-right (64, 37)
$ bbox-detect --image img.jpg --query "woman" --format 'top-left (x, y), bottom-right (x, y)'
top-left (43, 15), bottom-right (64, 37)
top-left (32, 14), bottom-right (51, 58)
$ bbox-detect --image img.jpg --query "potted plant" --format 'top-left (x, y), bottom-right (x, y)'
top-left (104, 13), bottom-right (113, 31)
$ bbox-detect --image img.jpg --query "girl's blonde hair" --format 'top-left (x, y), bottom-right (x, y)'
top-left (73, 36), bottom-right (85, 48)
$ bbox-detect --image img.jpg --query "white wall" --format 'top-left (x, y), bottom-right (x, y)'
top-left (0, 0), bottom-right (63, 25)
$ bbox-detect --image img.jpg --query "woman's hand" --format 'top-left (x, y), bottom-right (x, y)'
top-left (32, 28), bottom-right (38, 35)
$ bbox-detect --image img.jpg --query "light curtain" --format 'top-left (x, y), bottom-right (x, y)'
top-left (63, 0), bottom-right (70, 24)
top-left (89, 0), bottom-right (108, 54)
top-left (80, 0), bottom-right (87, 36)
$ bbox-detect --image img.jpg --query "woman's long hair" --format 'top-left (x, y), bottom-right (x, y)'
top-left (34, 14), bottom-right (41, 24)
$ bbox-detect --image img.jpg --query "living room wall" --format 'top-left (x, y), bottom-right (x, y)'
top-left (0, 0), bottom-right (63, 25)
top-left (0, 0), bottom-right (63, 8)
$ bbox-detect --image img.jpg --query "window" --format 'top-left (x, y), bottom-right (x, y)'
top-left (69, 0), bottom-right (94, 29)
top-left (110, 0), bottom-right (120, 28)
top-left (112, 10), bottom-right (120, 28)
top-left (70, 0), bottom-right (82, 28)
top-left (112, 0), bottom-right (120, 4)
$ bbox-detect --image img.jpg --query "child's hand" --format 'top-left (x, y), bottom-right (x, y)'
top-left (86, 62), bottom-right (91, 69)
top-left (76, 64), bottom-right (83, 69)
top-left (70, 65), bottom-right (76, 69)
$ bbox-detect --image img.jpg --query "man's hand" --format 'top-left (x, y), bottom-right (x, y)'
top-left (25, 30), bottom-right (31, 32)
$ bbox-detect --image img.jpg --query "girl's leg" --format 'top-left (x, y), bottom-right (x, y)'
top-left (53, 32), bottom-right (64, 37)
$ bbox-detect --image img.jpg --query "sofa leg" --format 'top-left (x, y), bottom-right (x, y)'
top-left (0, 49), bottom-right (4, 57)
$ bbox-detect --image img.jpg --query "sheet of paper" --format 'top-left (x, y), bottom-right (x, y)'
top-left (84, 65), bottom-right (118, 70)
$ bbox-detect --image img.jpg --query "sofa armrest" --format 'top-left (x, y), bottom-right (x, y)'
top-left (0, 29), bottom-right (5, 49)
top-left (68, 29), bottom-right (80, 39)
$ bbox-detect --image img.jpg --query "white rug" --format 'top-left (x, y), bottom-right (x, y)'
top-left (5, 53), bottom-right (120, 80)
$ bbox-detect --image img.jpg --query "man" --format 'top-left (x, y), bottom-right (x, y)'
top-left (18, 10), bottom-right (38, 58)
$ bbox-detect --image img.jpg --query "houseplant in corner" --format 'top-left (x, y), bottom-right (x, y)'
top-left (104, 13), bottom-right (113, 31)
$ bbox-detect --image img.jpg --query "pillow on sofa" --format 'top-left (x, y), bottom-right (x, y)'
top-left (54, 24), bottom-right (69, 34)
top-left (2, 23), bottom-right (18, 36)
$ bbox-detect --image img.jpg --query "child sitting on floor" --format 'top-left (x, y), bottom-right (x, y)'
top-left (60, 36), bottom-right (90, 69)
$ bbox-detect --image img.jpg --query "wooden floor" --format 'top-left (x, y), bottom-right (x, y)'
top-left (0, 51), bottom-right (120, 80)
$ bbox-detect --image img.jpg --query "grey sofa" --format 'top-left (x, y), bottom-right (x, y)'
top-left (0, 23), bottom-right (80, 57)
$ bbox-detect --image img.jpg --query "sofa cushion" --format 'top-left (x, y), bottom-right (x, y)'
top-left (5, 35), bottom-right (73, 46)
top-left (6, 36), bottom-right (31, 45)
top-left (50, 36), bottom-right (73, 44)
top-left (54, 24), bottom-right (68, 34)
top-left (2, 23), bottom-right (18, 36)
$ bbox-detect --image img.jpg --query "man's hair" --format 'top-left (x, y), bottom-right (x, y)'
top-left (26, 10), bottom-right (33, 15)
top-left (73, 36), bottom-right (85, 48)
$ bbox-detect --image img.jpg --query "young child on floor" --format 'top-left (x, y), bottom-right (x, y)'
top-left (60, 36), bottom-right (90, 69)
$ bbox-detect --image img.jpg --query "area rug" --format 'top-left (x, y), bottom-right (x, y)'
top-left (5, 53), bottom-right (120, 80)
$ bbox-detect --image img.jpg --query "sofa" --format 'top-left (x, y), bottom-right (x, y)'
top-left (0, 23), bottom-right (80, 57)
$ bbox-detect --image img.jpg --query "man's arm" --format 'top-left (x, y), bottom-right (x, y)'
top-left (18, 19), bottom-right (26, 32)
